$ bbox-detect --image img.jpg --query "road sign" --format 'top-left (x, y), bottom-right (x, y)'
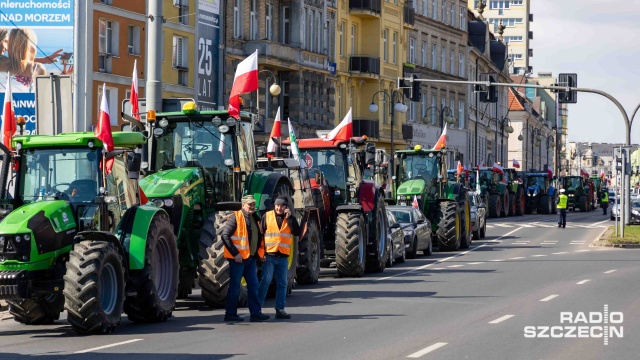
top-left (304, 154), bottom-right (313, 168)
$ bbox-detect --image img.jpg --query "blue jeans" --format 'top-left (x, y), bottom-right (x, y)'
top-left (557, 209), bottom-right (567, 227)
top-left (258, 255), bottom-right (289, 311)
top-left (225, 257), bottom-right (261, 316)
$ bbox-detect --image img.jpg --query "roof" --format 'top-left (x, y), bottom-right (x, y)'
top-left (287, 136), bottom-right (367, 150)
top-left (508, 87), bottom-right (525, 111)
top-left (13, 131), bottom-right (146, 149)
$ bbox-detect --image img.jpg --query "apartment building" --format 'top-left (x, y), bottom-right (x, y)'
top-left (468, 0), bottom-right (532, 75)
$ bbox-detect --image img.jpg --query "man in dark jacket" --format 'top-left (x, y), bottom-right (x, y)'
top-left (257, 196), bottom-right (300, 319)
top-left (221, 194), bottom-right (269, 322)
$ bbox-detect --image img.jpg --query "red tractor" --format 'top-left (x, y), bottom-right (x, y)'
top-left (292, 136), bottom-right (389, 277)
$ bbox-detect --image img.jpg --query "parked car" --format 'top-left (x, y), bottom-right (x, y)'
top-left (386, 210), bottom-right (406, 265)
top-left (387, 205), bottom-right (432, 258)
top-left (610, 199), bottom-right (640, 223)
top-left (610, 197), bottom-right (620, 220)
top-left (470, 191), bottom-right (487, 240)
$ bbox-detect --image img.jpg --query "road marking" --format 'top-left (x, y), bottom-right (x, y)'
top-left (509, 257), bottom-right (526, 260)
top-left (577, 279), bottom-right (591, 285)
top-left (407, 343), bottom-right (448, 358)
top-left (489, 259), bottom-right (504, 262)
top-left (75, 339), bottom-right (144, 354)
top-left (604, 269), bottom-right (617, 274)
top-left (575, 250), bottom-right (590, 252)
top-left (489, 315), bottom-right (515, 324)
top-left (540, 294), bottom-right (559, 302)
top-left (520, 224), bottom-right (534, 227)
top-left (591, 219), bottom-right (610, 226)
top-left (447, 265), bottom-right (464, 268)
top-left (467, 262), bottom-right (484, 265)
top-left (552, 252), bottom-right (568, 255)
top-left (531, 254), bottom-right (547, 257)
top-left (494, 224), bottom-right (514, 228)
top-left (432, 267), bottom-right (446, 270)
top-left (314, 291), bottom-right (337, 298)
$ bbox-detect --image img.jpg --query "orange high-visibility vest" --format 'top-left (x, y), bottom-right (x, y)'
top-left (224, 210), bottom-right (263, 259)
top-left (264, 210), bottom-right (293, 255)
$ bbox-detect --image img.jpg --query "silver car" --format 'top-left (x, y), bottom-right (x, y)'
top-left (469, 191), bottom-right (487, 239)
top-left (387, 206), bottom-right (433, 258)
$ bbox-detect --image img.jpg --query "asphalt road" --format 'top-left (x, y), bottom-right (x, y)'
top-left (1, 210), bottom-right (638, 360)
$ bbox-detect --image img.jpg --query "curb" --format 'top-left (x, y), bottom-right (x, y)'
top-left (591, 226), bottom-right (640, 248)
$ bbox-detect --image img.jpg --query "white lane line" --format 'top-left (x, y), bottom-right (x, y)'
top-left (467, 262), bottom-right (484, 265)
top-left (489, 315), bottom-right (515, 324)
top-left (489, 259), bottom-right (504, 262)
top-left (376, 227), bottom-right (522, 281)
top-left (552, 252), bottom-right (568, 255)
top-left (509, 257), bottom-right (526, 260)
top-left (531, 254), bottom-right (547, 257)
top-left (407, 343), bottom-right (448, 358)
top-left (575, 250), bottom-right (590, 252)
top-left (577, 279), bottom-right (591, 285)
top-left (540, 294), bottom-right (559, 302)
top-left (432, 267), bottom-right (446, 270)
top-left (75, 339), bottom-right (144, 354)
top-left (591, 219), bottom-right (610, 226)
top-left (314, 291), bottom-right (337, 298)
top-left (447, 265), bottom-right (464, 268)
top-left (604, 269), bottom-right (617, 274)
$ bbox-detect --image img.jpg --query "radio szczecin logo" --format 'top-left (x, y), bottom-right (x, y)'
top-left (524, 305), bottom-right (623, 345)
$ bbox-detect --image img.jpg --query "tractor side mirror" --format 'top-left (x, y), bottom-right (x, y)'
top-left (365, 143), bottom-right (376, 165)
top-left (127, 152), bottom-right (142, 179)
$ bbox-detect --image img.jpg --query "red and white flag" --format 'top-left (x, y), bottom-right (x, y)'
top-left (412, 195), bottom-right (419, 209)
top-left (512, 159), bottom-right (520, 169)
top-left (95, 83), bottom-right (115, 174)
top-left (325, 107), bottom-right (353, 141)
top-left (432, 125), bottom-right (447, 150)
top-left (492, 162), bottom-right (504, 174)
top-left (600, 169), bottom-right (605, 179)
top-left (266, 106), bottom-right (281, 158)
top-left (2, 72), bottom-right (16, 149)
top-left (456, 161), bottom-right (463, 176)
top-left (228, 50), bottom-right (259, 119)
top-left (580, 168), bottom-right (589, 178)
top-left (547, 168), bottom-right (553, 180)
top-left (130, 60), bottom-right (140, 120)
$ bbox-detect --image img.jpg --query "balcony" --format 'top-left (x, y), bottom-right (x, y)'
top-left (353, 118), bottom-right (379, 139)
top-left (244, 40), bottom-right (327, 71)
top-left (349, 55), bottom-right (380, 77)
top-left (403, 5), bottom-right (415, 27)
top-left (349, 0), bottom-right (381, 17)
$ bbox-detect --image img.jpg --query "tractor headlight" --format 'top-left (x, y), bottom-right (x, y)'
top-left (152, 199), bottom-right (174, 208)
top-left (159, 119), bottom-right (170, 128)
top-left (23, 234), bottom-right (30, 241)
top-left (152, 199), bottom-right (164, 207)
top-left (218, 125), bottom-right (230, 133)
top-left (15, 235), bottom-right (21, 243)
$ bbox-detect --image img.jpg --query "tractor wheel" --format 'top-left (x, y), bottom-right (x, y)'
top-left (515, 188), bottom-right (525, 216)
top-left (296, 219), bottom-right (321, 285)
top-left (64, 241), bottom-right (125, 334)
top-left (460, 202), bottom-right (472, 249)
top-left (472, 229), bottom-right (480, 240)
top-left (197, 212), bottom-right (247, 308)
top-left (407, 236), bottom-right (418, 259)
top-left (366, 196), bottom-right (387, 273)
top-left (124, 213), bottom-right (178, 323)
top-left (488, 194), bottom-right (500, 218)
top-left (508, 193), bottom-right (516, 216)
top-left (436, 202), bottom-right (460, 251)
top-left (335, 212), bottom-right (366, 277)
top-left (480, 220), bottom-right (486, 238)
top-left (579, 196), bottom-right (588, 212)
top-left (501, 192), bottom-right (509, 217)
top-left (540, 194), bottom-right (551, 214)
top-left (8, 294), bottom-right (64, 325)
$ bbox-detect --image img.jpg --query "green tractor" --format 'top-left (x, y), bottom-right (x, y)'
top-left (137, 104), bottom-right (295, 308)
top-left (504, 168), bottom-right (525, 216)
top-left (590, 176), bottom-right (604, 208)
top-left (394, 146), bottom-right (471, 251)
top-left (0, 132), bottom-right (178, 334)
top-left (560, 176), bottom-right (592, 212)
top-left (478, 168), bottom-right (509, 218)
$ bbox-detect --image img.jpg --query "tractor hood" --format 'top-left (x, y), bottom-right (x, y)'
top-left (140, 168), bottom-right (201, 198)
top-left (397, 179), bottom-right (426, 196)
top-left (1, 200), bottom-right (76, 233)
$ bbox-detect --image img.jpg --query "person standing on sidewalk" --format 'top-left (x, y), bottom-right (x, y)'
top-left (557, 189), bottom-right (568, 228)
top-left (600, 188), bottom-right (609, 215)
top-left (258, 196), bottom-right (300, 320)
top-left (221, 195), bottom-right (270, 323)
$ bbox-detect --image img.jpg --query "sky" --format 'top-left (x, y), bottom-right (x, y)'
top-left (530, 0), bottom-right (640, 145)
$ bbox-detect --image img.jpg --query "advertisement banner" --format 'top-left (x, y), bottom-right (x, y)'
top-left (0, 0), bottom-right (74, 134)
top-left (196, 0), bottom-right (220, 110)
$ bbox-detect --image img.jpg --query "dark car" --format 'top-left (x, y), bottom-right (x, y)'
top-left (386, 210), bottom-right (406, 266)
top-left (387, 205), bottom-right (432, 258)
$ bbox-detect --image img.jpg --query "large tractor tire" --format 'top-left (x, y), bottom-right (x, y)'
top-left (460, 200), bottom-right (472, 249)
top-left (501, 192), bottom-right (509, 217)
top-left (335, 212), bottom-right (366, 277)
top-left (515, 188), bottom-right (525, 216)
top-left (436, 202), bottom-right (461, 251)
top-left (578, 196), bottom-right (589, 212)
top-left (539, 194), bottom-right (552, 214)
top-left (177, 269), bottom-right (196, 299)
top-left (8, 294), bottom-right (64, 325)
top-left (508, 193), bottom-right (516, 216)
top-left (64, 241), bottom-right (125, 334)
top-left (296, 219), bottom-right (321, 285)
top-left (197, 212), bottom-right (248, 308)
top-left (124, 213), bottom-right (178, 323)
top-left (366, 196), bottom-right (388, 273)
top-left (488, 194), bottom-right (500, 218)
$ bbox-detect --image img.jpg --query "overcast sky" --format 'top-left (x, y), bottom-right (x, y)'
top-left (530, 0), bottom-right (640, 144)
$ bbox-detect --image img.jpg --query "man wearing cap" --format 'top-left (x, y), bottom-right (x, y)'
top-left (257, 196), bottom-right (300, 319)
top-left (556, 188), bottom-right (568, 228)
top-left (221, 194), bottom-right (270, 322)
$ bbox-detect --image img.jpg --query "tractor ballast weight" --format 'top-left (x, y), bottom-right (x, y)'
top-left (394, 147), bottom-right (471, 251)
top-left (137, 106), bottom-right (295, 308)
top-left (0, 132), bottom-right (178, 334)
top-left (523, 173), bottom-right (556, 214)
top-left (478, 168), bottom-right (510, 218)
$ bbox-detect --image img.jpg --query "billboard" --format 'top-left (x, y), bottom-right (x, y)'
top-left (0, 0), bottom-right (74, 135)
top-left (196, 0), bottom-right (220, 110)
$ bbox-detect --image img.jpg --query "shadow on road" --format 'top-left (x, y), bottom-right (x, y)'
top-left (1, 353), bottom-right (235, 360)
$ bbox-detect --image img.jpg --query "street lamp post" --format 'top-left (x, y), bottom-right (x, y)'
top-left (369, 90), bottom-right (408, 180)
top-left (423, 105), bottom-right (455, 131)
top-left (547, 135), bottom-right (555, 170)
top-left (256, 69), bottom-right (281, 126)
top-left (499, 117), bottom-right (513, 164)
top-left (531, 128), bottom-right (542, 171)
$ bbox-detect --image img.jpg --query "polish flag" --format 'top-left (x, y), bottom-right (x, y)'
top-left (512, 159), bottom-right (520, 169)
top-left (130, 60), bottom-right (140, 120)
top-left (228, 50), bottom-right (259, 119)
top-left (456, 161), bottom-right (463, 176)
top-left (547, 168), bottom-right (553, 180)
top-left (266, 106), bottom-right (281, 158)
top-left (139, 187), bottom-right (149, 205)
top-left (325, 108), bottom-right (353, 141)
top-left (95, 83), bottom-right (115, 174)
top-left (580, 168), bottom-right (589, 178)
top-left (432, 125), bottom-right (447, 150)
top-left (464, 164), bottom-right (470, 178)
top-left (412, 195), bottom-right (419, 209)
top-left (2, 72), bottom-right (16, 149)
top-left (600, 169), bottom-right (605, 179)
top-left (492, 162), bottom-right (504, 174)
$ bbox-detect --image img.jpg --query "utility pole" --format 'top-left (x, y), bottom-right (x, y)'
top-left (147, 0), bottom-right (163, 114)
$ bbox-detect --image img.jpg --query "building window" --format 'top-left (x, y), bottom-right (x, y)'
top-left (421, 94), bottom-right (427, 119)
top-left (459, 100), bottom-right (465, 129)
top-left (432, 0), bottom-right (437, 20)
top-left (282, 6), bottom-right (291, 44)
top-left (172, 35), bottom-right (188, 84)
top-left (441, 46), bottom-right (445, 72)
top-left (409, 38), bottom-right (416, 64)
top-left (431, 43), bottom-right (436, 70)
top-left (490, 1), bottom-right (510, 9)
top-left (450, 3), bottom-right (455, 27)
top-left (281, 80), bottom-right (290, 119)
top-left (339, 21), bottom-right (344, 57)
top-left (383, 29), bottom-right (388, 62)
top-left (460, 7), bottom-right (466, 30)
top-left (422, 0), bottom-right (428, 16)
top-left (351, 25), bottom-right (357, 55)
top-left (441, 0), bottom-right (446, 24)
top-left (458, 52), bottom-right (464, 77)
top-left (233, 0), bottom-right (242, 38)
top-left (98, 19), bottom-right (117, 73)
top-left (393, 31), bottom-right (398, 64)
top-left (175, 0), bottom-right (189, 25)
top-left (421, 40), bottom-right (427, 67)
top-left (431, 94), bottom-right (437, 125)
top-left (249, 0), bottom-right (258, 40)
top-left (450, 50), bottom-right (454, 75)
top-left (128, 25), bottom-right (140, 55)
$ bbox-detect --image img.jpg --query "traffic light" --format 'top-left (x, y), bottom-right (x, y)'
top-left (410, 75), bottom-right (421, 102)
top-left (558, 73), bottom-right (577, 104)
top-left (479, 73), bottom-right (498, 103)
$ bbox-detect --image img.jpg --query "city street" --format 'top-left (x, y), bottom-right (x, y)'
top-left (1, 211), bottom-right (639, 360)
